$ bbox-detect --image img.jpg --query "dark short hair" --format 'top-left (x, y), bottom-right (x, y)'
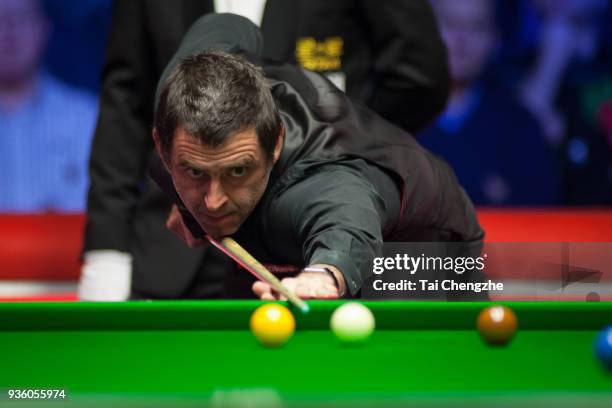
top-left (154, 51), bottom-right (281, 160)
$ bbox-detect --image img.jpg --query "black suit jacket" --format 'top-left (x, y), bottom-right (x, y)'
top-left (84, 0), bottom-right (450, 297)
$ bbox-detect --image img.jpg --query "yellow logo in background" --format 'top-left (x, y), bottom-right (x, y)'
top-left (296, 37), bottom-right (343, 72)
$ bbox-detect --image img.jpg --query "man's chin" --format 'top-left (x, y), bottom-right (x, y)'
top-left (200, 224), bottom-right (239, 240)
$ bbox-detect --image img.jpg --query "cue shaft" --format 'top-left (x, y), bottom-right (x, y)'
top-left (206, 236), bottom-right (310, 313)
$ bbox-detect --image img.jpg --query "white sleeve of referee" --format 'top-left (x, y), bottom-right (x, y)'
top-left (78, 250), bottom-right (132, 301)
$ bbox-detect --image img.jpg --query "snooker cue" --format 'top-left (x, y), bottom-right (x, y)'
top-left (206, 236), bottom-right (310, 314)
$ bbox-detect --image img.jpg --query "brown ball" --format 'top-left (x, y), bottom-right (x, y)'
top-left (476, 306), bottom-right (518, 346)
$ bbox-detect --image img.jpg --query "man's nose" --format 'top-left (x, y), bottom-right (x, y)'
top-left (203, 178), bottom-right (228, 212)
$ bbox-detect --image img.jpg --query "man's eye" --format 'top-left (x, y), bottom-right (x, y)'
top-left (229, 166), bottom-right (248, 178)
top-left (187, 168), bottom-right (204, 178)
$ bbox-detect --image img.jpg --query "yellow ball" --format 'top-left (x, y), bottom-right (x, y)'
top-left (250, 304), bottom-right (296, 347)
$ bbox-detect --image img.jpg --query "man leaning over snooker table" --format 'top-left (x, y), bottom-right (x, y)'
top-left (150, 13), bottom-right (485, 300)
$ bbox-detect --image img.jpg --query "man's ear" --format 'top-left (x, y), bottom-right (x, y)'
top-left (273, 125), bottom-right (285, 164)
top-left (152, 128), bottom-right (171, 171)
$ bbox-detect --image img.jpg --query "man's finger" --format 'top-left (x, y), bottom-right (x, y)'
top-left (294, 283), bottom-right (317, 299)
top-left (252, 281), bottom-right (272, 299)
top-left (278, 277), bottom-right (301, 301)
top-left (261, 292), bottom-right (277, 301)
top-left (294, 278), bottom-right (340, 299)
top-left (319, 284), bottom-right (340, 299)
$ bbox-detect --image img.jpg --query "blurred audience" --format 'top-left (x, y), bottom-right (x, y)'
top-left (420, 0), bottom-right (561, 205)
top-left (518, 0), bottom-right (612, 204)
top-left (0, 0), bottom-right (609, 215)
top-left (0, 0), bottom-right (98, 212)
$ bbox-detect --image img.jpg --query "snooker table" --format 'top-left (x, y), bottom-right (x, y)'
top-left (1, 301), bottom-right (611, 407)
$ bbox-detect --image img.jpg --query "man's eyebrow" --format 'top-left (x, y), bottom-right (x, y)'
top-left (177, 158), bottom-right (200, 168)
top-left (177, 155), bottom-right (256, 168)
top-left (232, 156), bottom-right (255, 167)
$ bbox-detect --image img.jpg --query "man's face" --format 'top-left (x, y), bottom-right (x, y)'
top-left (162, 126), bottom-right (282, 239)
top-left (433, 0), bottom-right (496, 85)
top-left (0, 0), bottom-right (48, 86)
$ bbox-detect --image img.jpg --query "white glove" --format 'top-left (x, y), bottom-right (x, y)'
top-left (78, 250), bottom-right (132, 301)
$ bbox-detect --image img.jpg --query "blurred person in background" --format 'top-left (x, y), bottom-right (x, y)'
top-left (419, 0), bottom-right (561, 205)
top-left (518, 0), bottom-right (612, 204)
top-left (79, 0), bottom-right (450, 301)
top-left (0, 0), bottom-right (97, 212)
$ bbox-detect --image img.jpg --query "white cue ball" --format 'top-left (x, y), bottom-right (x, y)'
top-left (330, 302), bottom-right (375, 343)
